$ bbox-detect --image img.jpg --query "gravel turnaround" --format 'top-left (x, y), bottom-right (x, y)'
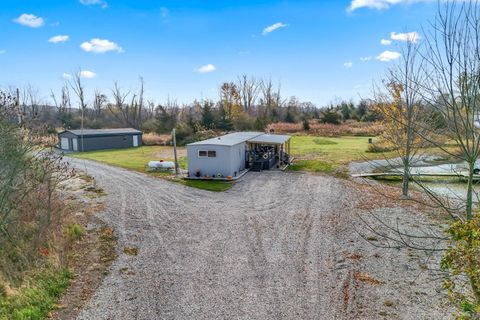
top-left (69, 159), bottom-right (449, 320)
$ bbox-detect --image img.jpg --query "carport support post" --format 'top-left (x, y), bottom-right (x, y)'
top-left (280, 143), bottom-right (284, 165)
top-left (172, 128), bottom-right (179, 176)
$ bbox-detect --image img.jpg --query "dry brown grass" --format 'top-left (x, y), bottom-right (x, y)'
top-left (354, 271), bottom-right (383, 285)
top-left (267, 120), bottom-right (384, 136)
top-left (142, 133), bottom-right (171, 146)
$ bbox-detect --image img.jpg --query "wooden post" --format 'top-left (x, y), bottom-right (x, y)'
top-left (172, 128), bottom-right (179, 176)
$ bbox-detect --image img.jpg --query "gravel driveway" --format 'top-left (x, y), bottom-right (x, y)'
top-left (69, 159), bottom-right (449, 320)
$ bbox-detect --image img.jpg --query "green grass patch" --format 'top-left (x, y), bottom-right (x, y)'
top-left (65, 223), bottom-right (85, 242)
top-left (290, 135), bottom-right (392, 164)
top-left (0, 268), bottom-right (72, 320)
top-left (181, 180), bottom-right (233, 192)
top-left (288, 160), bottom-right (334, 173)
top-left (312, 138), bottom-right (338, 145)
top-left (288, 135), bottom-right (391, 174)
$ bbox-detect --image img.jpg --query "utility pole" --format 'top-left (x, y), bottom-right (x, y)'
top-left (172, 128), bottom-right (179, 176)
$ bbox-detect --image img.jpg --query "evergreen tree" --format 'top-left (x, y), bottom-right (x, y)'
top-left (201, 101), bottom-right (216, 129)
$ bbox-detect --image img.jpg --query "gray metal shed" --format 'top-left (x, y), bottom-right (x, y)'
top-left (186, 132), bottom-right (291, 179)
top-left (58, 128), bottom-right (143, 152)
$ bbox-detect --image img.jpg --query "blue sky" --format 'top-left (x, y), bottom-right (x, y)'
top-left (0, 0), bottom-right (439, 106)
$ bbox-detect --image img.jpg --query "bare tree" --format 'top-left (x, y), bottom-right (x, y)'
top-left (108, 78), bottom-right (145, 129)
top-left (109, 81), bottom-right (131, 126)
top-left (373, 38), bottom-right (429, 197)
top-left (51, 84), bottom-right (72, 125)
top-left (259, 78), bottom-right (284, 121)
top-left (25, 84), bottom-right (40, 120)
top-left (418, 1), bottom-right (480, 220)
top-left (361, 2), bottom-right (480, 316)
top-left (136, 76), bottom-right (145, 128)
top-left (237, 74), bottom-right (260, 113)
top-left (93, 89), bottom-right (107, 119)
top-left (69, 72), bottom-right (88, 149)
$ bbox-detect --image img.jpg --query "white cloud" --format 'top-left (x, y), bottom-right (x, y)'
top-left (381, 38), bottom-right (392, 45)
top-left (14, 13), bottom-right (44, 28)
top-left (344, 62), bottom-right (353, 68)
top-left (196, 64), bottom-right (216, 73)
top-left (48, 35), bottom-right (69, 43)
top-left (79, 0), bottom-right (108, 8)
top-left (391, 31), bottom-right (421, 43)
top-left (79, 70), bottom-right (96, 78)
top-left (376, 50), bottom-right (401, 61)
top-left (80, 38), bottom-right (124, 53)
top-left (262, 22), bottom-right (288, 35)
top-left (62, 73), bottom-right (73, 80)
top-left (348, 0), bottom-right (439, 12)
top-left (360, 56), bottom-right (372, 61)
top-left (348, 0), bottom-right (401, 12)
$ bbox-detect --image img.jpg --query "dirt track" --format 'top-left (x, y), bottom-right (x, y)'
top-left (69, 159), bottom-right (449, 320)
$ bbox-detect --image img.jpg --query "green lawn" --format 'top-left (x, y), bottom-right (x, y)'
top-left (183, 179), bottom-right (233, 192)
top-left (70, 146), bottom-right (233, 192)
top-left (288, 135), bottom-right (391, 173)
top-left (70, 146), bottom-right (187, 171)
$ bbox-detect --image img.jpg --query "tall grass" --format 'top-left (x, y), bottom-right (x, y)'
top-left (142, 133), bottom-right (171, 146)
top-left (267, 120), bottom-right (384, 136)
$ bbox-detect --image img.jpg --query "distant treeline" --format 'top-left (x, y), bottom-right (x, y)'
top-left (0, 75), bottom-right (382, 144)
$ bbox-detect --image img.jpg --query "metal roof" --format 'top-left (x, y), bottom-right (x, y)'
top-left (248, 134), bottom-right (291, 145)
top-left (187, 132), bottom-right (291, 147)
top-left (62, 128), bottom-right (142, 136)
top-left (187, 132), bottom-right (263, 146)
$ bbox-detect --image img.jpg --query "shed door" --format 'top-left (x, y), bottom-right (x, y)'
top-left (133, 135), bottom-right (139, 147)
top-left (60, 137), bottom-right (69, 150)
top-left (72, 138), bottom-right (78, 151)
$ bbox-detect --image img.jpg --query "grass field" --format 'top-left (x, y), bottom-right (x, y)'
top-left (70, 136), bottom-right (390, 188)
top-left (288, 135), bottom-right (394, 174)
top-left (70, 146), bottom-right (233, 192)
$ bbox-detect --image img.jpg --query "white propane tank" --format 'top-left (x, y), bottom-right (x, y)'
top-left (148, 160), bottom-right (175, 169)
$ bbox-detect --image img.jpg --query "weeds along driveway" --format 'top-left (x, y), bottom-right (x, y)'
top-left (68, 158), bottom-right (448, 320)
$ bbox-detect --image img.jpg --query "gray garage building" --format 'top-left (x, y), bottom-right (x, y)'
top-left (58, 128), bottom-right (143, 152)
top-left (187, 132), bottom-right (291, 180)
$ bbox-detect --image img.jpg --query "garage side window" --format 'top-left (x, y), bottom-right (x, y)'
top-left (198, 150), bottom-right (216, 158)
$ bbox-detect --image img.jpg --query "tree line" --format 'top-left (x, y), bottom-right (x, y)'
top-left (1, 74), bottom-right (380, 144)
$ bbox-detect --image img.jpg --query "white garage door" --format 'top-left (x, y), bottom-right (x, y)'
top-left (72, 138), bottom-right (78, 151)
top-left (60, 138), bottom-right (69, 150)
top-left (133, 135), bottom-right (139, 147)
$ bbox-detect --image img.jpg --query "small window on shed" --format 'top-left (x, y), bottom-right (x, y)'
top-left (198, 150), bottom-right (216, 158)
